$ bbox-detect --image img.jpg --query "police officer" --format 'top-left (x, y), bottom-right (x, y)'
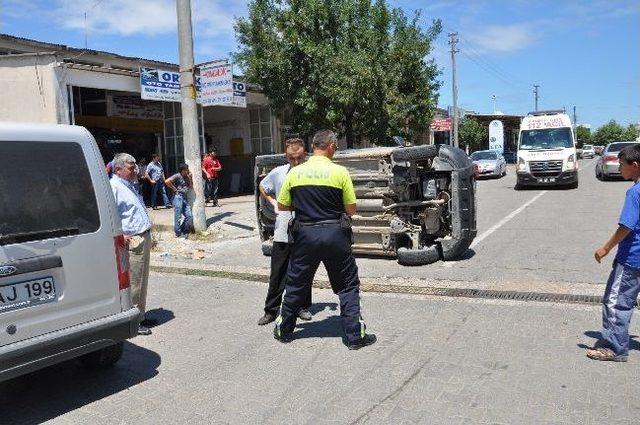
top-left (274, 129), bottom-right (376, 350)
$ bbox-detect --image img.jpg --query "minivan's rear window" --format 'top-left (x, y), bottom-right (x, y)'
top-left (0, 141), bottom-right (100, 245)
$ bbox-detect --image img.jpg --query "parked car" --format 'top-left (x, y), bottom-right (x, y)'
top-left (594, 145), bottom-right (604, 155)
top-left (581, 144), bottom-right (595, 158)
top-left (0, 123), bottom-right (140, 383)
top-left (470, 150), bottom-right (507, 178)
top-left (255, 144), bottom-right (477, 266)
top-left (596, 141), bottom-right (639, 180)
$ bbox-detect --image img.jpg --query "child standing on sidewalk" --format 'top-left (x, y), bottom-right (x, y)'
top-left (588, 144), bottom-right (640, 362)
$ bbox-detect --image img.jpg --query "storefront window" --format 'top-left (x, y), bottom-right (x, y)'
top-left (249, 106), bottom-right (272, 154)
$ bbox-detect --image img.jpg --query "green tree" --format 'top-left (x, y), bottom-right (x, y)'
top-left (622, 124), bottom-right (639, 141)
top-left (458, 117), bottom-right (487, 152)
top-left (575, 125), bottom-right (591, 148)
top-left (592, 120), bottom-right (625, 144)
top-left (234, 0), bottom-right (441, 147)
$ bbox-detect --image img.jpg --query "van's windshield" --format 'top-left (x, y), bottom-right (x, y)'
top-left (0, 141), bottom-right (100, 245)
top-left (519, 128), bottom-right (574, 150)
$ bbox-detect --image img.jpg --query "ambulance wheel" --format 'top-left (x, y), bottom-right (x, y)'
top-left (397, 246), bottom-right (440, 266)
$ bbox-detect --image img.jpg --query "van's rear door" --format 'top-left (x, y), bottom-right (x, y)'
top-left (0, 126), bottom-right (122, 347)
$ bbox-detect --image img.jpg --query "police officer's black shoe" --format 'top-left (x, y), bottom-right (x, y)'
top-left (298, 309), bottom-right (312, 321)
top-left (346, 334), bottom-right (377, 350)
top-left (258, 313), bottom-right (276, 326)
top-left (273, 328), bottom-right (294, 343)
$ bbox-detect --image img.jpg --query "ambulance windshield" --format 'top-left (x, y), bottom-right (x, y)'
top-left (519, 128), bottom-right (573, 150)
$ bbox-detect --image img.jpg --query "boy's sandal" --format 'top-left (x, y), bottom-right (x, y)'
top-left (586, 347), bottom-right (628, 362)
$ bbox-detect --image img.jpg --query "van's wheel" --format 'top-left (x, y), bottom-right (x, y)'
top-left (397, 246), bottom-right (440, 266)
top-left (78, 342), bottom-right (124, 369)
top-left (439, 237), bottom-right (474, 261)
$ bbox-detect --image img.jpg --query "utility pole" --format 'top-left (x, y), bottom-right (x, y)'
top-left (449, 32), bottom-right (459, 147)
top-left (533, 84), bottom-right (539, 111)
top-left (176, 0), bottom-right (206, 232)
top-left (573, 106), bottom-right (577, 126)
top-left (491, 94), bottom-right (497, 114)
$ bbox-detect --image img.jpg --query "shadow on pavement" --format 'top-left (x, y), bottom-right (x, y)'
top-left (145, 307), bottom-right (175, 328)
top-left (294, 315), bottom-right (344, 340)
top-left (206, 211), bottom-right (234, 227)
top-left (0, 342), bottom-right (161, 424)
top-left (308, 302), bottom-right (338, 315)
top-left (578, 330), bottom-right (640, 351)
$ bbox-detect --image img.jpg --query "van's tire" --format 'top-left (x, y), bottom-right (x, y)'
top-left (439, 237), bottom-right (473, 261)
top-left (391, 145), bottom-right (439, 162)
top-left (261, 240), bottom-right (273, 256)
top-left (397, 246), bottom-right (440, 266)
top-left (78, 342), bottom-right (124, 369)
top-left (436, 145), bottom-right (477, 260)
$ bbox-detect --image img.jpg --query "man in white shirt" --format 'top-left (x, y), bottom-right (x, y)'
top-left (257, 139), bottom-right (313, 325)
top-left (110, 153), bottom-right (154, 336)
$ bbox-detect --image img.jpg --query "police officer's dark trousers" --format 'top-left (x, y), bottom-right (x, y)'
top-left (264, 242), bottom-right (311, 316)
top-left (277, 222), bottom-right (364, 344)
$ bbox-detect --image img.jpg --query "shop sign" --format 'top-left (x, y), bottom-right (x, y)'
top-left (109, 95), bottom-right (163, 120)
top-left (430, 118), bottom-right (452, 131)
top-left (227, 81), bottom-right (247, 108)
top-left (199, 62), bottom-right (234, 106)
top-left (489, 120), bottom-right (504, 152)
top-left (140, 67), bottom-right (202, 103)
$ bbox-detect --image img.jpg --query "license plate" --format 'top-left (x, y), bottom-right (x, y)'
top-left (0, 277), bottom-right (57, 313)
top-left (537, 178), bottom-right (556, 183)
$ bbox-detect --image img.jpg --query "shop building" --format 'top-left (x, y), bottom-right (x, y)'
top-left (0, 33), bottom-right (282, 194)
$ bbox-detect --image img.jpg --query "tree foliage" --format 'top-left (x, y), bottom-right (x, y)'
top-left (575, 125), bottom-right (591, 147)
top-left (593, 120), bottom-right (625, 144)
top-left (234, 0), bottom-right (442, 147)
top-left (623, 124), bottom-right (639, 142)
top-left (458, 117), bottom-right (487, 152)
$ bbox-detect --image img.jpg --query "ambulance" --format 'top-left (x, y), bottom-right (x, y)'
top-left (515, 110), bottom-right (578, 189)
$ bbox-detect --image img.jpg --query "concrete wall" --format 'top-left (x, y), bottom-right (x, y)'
top-left (0, 54), bottom-right (61, 124)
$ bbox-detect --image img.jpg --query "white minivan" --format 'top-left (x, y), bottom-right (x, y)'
top-left (516, 110), bottom-right (579, 189)
top-left (0, 123), bottom-right (140, 382)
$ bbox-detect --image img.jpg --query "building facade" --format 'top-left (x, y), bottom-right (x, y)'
top-left (0, 34), bottom-right (283, 194)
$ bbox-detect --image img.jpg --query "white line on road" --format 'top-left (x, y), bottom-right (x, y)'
top-left (468, 158), bottom-right (597, 251)
top-left (470, 190), bottom-right (547, 250)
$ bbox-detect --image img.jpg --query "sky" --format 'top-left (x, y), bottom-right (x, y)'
top-left (0, 0), bottom-right (638, 129)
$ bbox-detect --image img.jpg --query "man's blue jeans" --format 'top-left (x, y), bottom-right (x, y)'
top-left (600, 261), bottom-right (640, 356)
top-left (151, 180), bottom-right (170, 208)
top-left (173, 194), bottom-right (193, 236)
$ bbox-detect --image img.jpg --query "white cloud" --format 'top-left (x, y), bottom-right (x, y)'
top-left (467, 23), bottom-right (537, 53)
top-left (53, 0), bottom-right (244, 38)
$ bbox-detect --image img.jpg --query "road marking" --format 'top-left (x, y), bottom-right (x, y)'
top-left (466, 158), bottom-right (597, 252)
top-left (470, 190), bottom-right (547, 249)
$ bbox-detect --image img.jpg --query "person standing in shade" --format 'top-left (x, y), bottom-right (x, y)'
top-left (202, 150), bottom-right (222, 206)
top-left (165, 163), bottom-right (193, 238)
top-left (274, 130), bottom-right (376, 350)
top-left (257, 138), bottom-right (312, 325)
top-left (147, 153), bottom-right (171, 209)
top-left (110, 153), bottom-right (155, 336)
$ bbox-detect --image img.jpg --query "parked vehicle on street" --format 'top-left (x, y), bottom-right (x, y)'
top-left (470, 150), bottom-right (507, 178)
top-left (515, 110), bottom-right (578, 189)
top-left (596, 141), bottom-right (639, 180)
top-left (255, 144), bottom-right (477, 266)
top-left (594, 145), bottom-right (604, 155)
top-left (581, 144), bottom-right (595, 158)
top-left (0, 123), bottom-right (140, 383)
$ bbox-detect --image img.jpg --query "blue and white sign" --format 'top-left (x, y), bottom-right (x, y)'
top-left (140, 67), bottom-right (181, 102)
top-left (229, 81), bottom-right (247, 108)
top-left (140, 67), bottom-right (202, 103)
top-left (489, 120), bottom-right (504, 152)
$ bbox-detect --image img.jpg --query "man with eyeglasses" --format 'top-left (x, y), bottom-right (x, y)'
top-left (273, 130), bottom-right (376, 350)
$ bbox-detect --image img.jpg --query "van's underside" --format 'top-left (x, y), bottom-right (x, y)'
top-left (255, 144), bottom-right (477, 266)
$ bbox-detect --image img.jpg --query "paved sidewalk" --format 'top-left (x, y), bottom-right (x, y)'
top-left (3, 272), bottom-right (639, 424)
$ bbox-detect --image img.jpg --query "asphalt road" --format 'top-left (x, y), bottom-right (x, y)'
top-left (3, 273), bottom-right (640, 424)
top-left (155, 158), bottom-right (631, 290)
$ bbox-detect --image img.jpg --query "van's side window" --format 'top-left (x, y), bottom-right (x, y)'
top-left (0, 141), bottom-right (100, 244)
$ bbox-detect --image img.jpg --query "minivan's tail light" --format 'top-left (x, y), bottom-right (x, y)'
top-left (113, 235), bottom-right (130, 290)
top-left (604, 155), bottom-right (618, 163)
